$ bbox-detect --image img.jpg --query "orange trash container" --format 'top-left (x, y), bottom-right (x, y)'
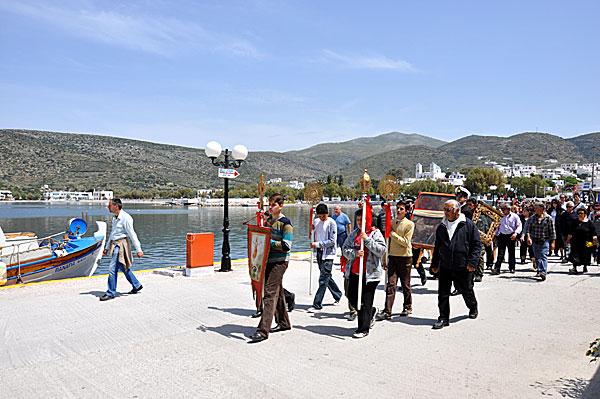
top-left (185, 233), bottom-right (214, 276)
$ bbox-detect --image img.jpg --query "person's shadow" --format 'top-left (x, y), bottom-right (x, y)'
top-left (207, 306), bottom-right (256, 317)
top-left (391, 314), bottom-right (468, 327)
top-left (293, 324), bottom-right (353, 340)
top-left (196, 323), bottom-right (256, 341)
top-left (79, 290), bottom-right (112, 298)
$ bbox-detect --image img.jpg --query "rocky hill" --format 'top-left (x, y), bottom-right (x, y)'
top-left (339, 132), bottom-right (600, 183)
top-left (287, 131), bottom-right (445, 168)
top-left (1, 129), bottom-right (598, 193)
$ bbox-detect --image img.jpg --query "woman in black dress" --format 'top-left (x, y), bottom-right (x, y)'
top-left (567, 208), bottom-right (598, 274)
top-left (547, 199), bottom-right (564, 258)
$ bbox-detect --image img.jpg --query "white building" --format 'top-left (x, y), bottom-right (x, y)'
top-left (267, 178), bottom-right (282, 184)
top-left (0, 190), bottom-right (13, 200)
top-left (415, 162), bottom-right (445, 180)
top-left (286, 181), bottom-right (305, 190)
top-left (44, 191), bottom-right (93, 200)
top-left (93, 190), bottom-right (113, 200)
top-left (512, 164), bottom-right (537, 177)
top-left (576, 163), bottom-right (600, 176)
top-left (561, 163), bottom-right (578, 171)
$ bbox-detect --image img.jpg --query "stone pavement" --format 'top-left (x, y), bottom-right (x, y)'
top-left (1, 253), bottom-right (599, 398)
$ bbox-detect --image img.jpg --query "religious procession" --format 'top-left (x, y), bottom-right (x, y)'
top-left (245, 170), bottom-right (600, 343)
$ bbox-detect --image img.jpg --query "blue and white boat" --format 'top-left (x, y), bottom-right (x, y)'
top-left (0, 218), bottom-right (106, 286)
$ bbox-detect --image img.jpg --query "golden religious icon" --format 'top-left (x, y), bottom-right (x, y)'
top-left (472, 202), bottom-right (503, 246)
top-left (304, 183), bottom-right (323, 206)
top-left (379, 174), bottom-right (399, 202)
top-left (359, 169), bottom-right (371, 194)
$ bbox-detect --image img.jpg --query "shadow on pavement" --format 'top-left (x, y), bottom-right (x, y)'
top-left (196, 323), bottom-right (256, 341)
top-left (496, 275), bottom-right (540, 282)
top-left (79, 290), bottom-right (114, 298)
top-left (308, 311), bottom-right (347, 321)
top-left (293, 324), bottom-right (352, 340)
top-left (583, 363), bottom-right (600, 398)
top-left (531, 377), bottom-right (589, 398)
top-left (207, 306), bottom-right (256, 317)
top-left (389, 315), bottom-right (438, 327)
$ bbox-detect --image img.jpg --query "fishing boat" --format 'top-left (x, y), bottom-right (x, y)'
top-left (0, 218), bottom-right (106, 286)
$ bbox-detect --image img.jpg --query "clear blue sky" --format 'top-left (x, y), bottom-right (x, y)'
top-left (1, 1), bottom-right (598, 152)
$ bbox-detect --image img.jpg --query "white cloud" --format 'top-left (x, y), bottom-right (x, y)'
top-left (321, 49), bottom-right (416, 71)
top-left (0, 1), bottom-right (262, 58)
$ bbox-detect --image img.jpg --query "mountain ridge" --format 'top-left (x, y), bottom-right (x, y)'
top-left (1, 129), bottom-right (598, 193)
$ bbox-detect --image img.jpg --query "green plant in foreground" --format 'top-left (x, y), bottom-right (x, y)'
top-left (586, 338), bottom-right (600, 362)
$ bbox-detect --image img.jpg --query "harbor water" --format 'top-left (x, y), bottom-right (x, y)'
top-left (0, 202), bottom-right (360, 274)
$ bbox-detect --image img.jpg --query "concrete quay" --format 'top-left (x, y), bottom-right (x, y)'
top-left (1, 253), bottom-right (599, 398)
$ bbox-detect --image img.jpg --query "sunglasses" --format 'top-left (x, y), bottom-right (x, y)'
top-left (577, 212), bottom-right (585, 215)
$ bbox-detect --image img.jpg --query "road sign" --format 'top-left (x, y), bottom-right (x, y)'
top-left (218, 168), bottom-right (240, 179)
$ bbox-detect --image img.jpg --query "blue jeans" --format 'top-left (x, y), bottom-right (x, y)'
top-left (313, 249), bottom-right (342, 309)
top-left (532, 239), bottom-right (550, 275)
top-left (337, 232), bottom-right (347, 249)
top-left (106, 245), bottom-right (142, 297)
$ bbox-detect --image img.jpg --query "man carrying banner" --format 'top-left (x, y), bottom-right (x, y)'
top-left (250, 194), bottom-right (293, 343)
top-left (342, 207), bottom-right (386, 338)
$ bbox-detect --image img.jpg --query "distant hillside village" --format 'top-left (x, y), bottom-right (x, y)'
top-left (407, 161), bottom-right (599, 191)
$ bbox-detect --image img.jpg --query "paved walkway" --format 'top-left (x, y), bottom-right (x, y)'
top-left (1, 253), bottom-right (599, 398)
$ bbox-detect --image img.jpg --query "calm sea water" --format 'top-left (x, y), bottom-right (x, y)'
top-left (0, 202), bottom-right (360, 275)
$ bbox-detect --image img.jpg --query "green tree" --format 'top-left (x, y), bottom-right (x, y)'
top-left (386, 168), bottom-right (404, 180)
top-left (465, 168), bottom-right (506, 195)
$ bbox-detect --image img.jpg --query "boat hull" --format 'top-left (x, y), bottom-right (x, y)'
top-left (1, 222), bottom-right (106, 286)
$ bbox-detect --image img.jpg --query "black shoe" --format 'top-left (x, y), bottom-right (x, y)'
top-left (583, 266), bottom-right (588, 273)
top-left (469, 310), bottom-right (478, 319)
top-left (421, 275), bottom-right (427, 286)
top-left (399, 309), bottom-right (412, 317)
top-left (568, 268), bottom-right (579, 275)
top-left (540, 274), bottom-right (547, 281)
top-left (491, 269), bottom-right (500, 275)
top-left (270, 324), bottom-right (291, 333)
top-left (432, 319), bottom-right (449, 329)
top-left (509, 269), bottom-right (515, 274)
top-left (346, 312), bottom-right (357, 321)
top-left (249, 333), bottom-right (267, 343)
top-left (485, 265), bottom-right (492, 270)
top-left (100, 294), bottom-right (114, 301)
top-left (251, 310), bottom-right (263, 318)
top-left (129, 285), bottom-right (143, 294)
top-left (450, 289), bottom-right (460, 296)
top-left (473, 275), bottom-right (482, 283)
top-left (287, 293), bottom-right (295, 312)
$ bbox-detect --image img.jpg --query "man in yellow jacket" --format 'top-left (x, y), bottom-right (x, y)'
top-left (376, 200), bottom-right (415, 320)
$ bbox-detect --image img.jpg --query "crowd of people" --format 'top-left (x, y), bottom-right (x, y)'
top-left (247, 190), bottom-right (598, 342)
top-left (98, 193), bottom-right (597, 343)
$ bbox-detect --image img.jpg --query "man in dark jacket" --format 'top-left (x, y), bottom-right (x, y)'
top-left (431, 199), bottom-right (482, 329)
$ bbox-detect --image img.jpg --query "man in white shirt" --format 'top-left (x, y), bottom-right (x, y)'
top-left (100, 198), bottom-right (144, 301)
top-left (308, 203), bottom-right (342, 312)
